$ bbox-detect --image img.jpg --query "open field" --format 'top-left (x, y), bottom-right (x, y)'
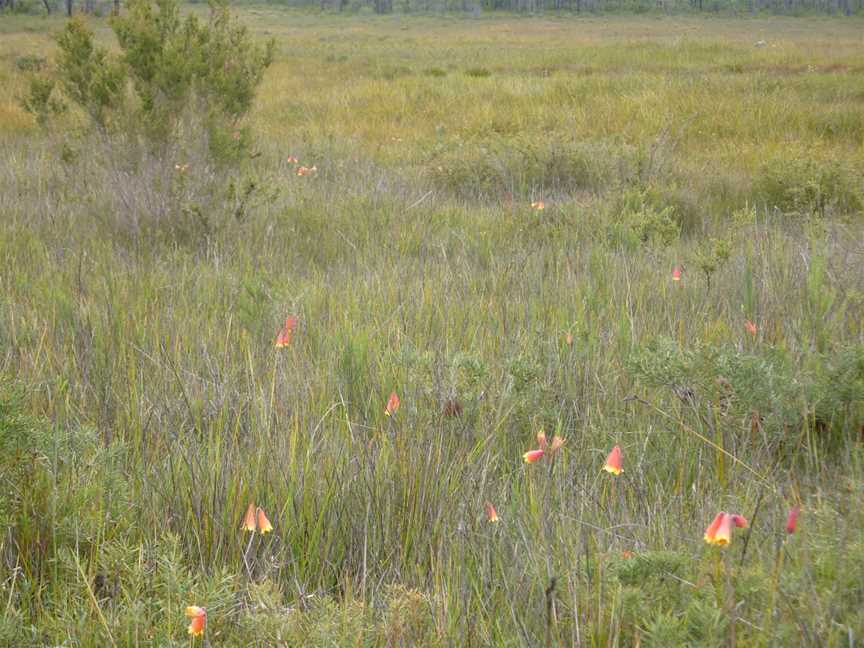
top-left (1, 8), bottom-right (863, 646)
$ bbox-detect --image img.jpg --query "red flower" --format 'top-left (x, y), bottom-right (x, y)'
top-left (185, 606), bottom-right (206, 637)
top-left (385, 391), bottom-right (400, 416)
top-left (744, 320), bottom-right (758, 336)
top-left (242, 502), bottom-right (257, 533)
top-left (523, 449), bottom-right (544, 464)
top-left (703, 512), bottom-right (725, 544)
top-left (275, 316), bottom-right (298, 348)
top-left (484, 501), bottom-right (499, 523)
top-left (257, 508), bottom-right (273, 535)
top-left (602, 445), bottom-right (623, 475)
top-left (672, 265), bottom-right (682, 281)
top-left (704, 512), bottom-right (747, 546)
top-left (786, 506), bottom-right (800, 534)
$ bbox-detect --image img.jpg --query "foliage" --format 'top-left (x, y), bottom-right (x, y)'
top-left (111, 0), bottom-right (274, 141)
top-left (627, 338), bottom-right (864, 447)
top-left (26, 0), bottom-right (273, 152)
top-left (753, 155), bottom-right (864, 216)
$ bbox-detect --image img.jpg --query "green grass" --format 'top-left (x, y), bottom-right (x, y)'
top-left (1, 7), bottom-right (863, 647)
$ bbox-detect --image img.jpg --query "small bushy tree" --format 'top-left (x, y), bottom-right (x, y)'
top-left (26, 0), bottom-right (273, 156)
top-left (112, 0), bottom-right (274, 144)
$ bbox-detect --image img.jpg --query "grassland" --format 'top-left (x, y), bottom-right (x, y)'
top-left (1, 8), bottom-right (863, 647)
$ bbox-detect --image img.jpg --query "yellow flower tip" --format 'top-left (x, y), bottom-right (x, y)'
top-left (242, 502), bottom-right (257, 533)
top-left (484, 501), bottom-right (499, 523)
top-left (185, 606), bottom-right (206, 637)
top-left (257, 508), bottom-right (273, 535)
top-left (703, 512), bottom-right (724, 545)
top-left (523, 449), bottom-right (544, 464)
top-left (602, 445), bottom-right (622, 475)
top-left (385, 391), bottom-right (400, 416)
top-left (703, 512), bottom-right (734, 546)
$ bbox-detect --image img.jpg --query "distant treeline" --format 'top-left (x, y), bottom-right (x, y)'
top-left (1, 0), bottom-right (860, 16)
top-left (231, 0), bottom-right (861, 14)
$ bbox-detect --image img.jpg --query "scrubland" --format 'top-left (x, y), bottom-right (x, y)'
top-left (0, 8), bottom-right (863, 646)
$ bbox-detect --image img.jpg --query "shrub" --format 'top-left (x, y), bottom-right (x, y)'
top-left (752, 156), bottom-right (863, 216)
top-left (21, 0), bottom-right (274, 239)
top-left (605, 188), bottom-right (680, 249)
top-left (25, 0), bottom-right (274, 154)
top-left (54, 16), bottom-right (127, 127)
top-left (0, 378), bottom-right (133, 619)
top-left (627, 338), bottom-right (864, 449)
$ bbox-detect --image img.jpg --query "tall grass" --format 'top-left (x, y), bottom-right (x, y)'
top-left (1, 9), bottom-right (863, 647)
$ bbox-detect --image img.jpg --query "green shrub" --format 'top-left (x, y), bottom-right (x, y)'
top-left (19, 75), bottom-right (65, 126)
top-left (752, 156), bottom-right (863, 216)
top-left (55, 16), bottom-right (127, 126)
top-left (627, 338), bottom-right (864, 448)
top-left (605, 188), bottom-right (680, 249)
top-left (25, 0), bottom-right (273, 155)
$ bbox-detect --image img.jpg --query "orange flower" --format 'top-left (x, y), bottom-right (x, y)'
top-left (602, 445), bottom-right (622, 475)
top-left (549, 435), bottom-right (566, 455)
top-left (704, 512), bottom-right (747, 546)
top-left (185, 606), bottom-right (206, 637)
top-left (297, 165), bottom-right (318, 177)
top-left (484, 501), bottom-right (499, 523)
top-left (275, 316), bottom-right (298, 348)
top-left (672, 265), bottom-right (682, 281)
top-left (565, 331), bottom-right (573, 346)
top-left (523, 449), bottom-right (545, 463)
top-left (257, 508), bottom-right (273, 535)
top-left (713, 513), bottom-right (734, 545)
top-left (745, 319), bottom-right (758, 336)
top-left (536, 430), bottom-right (548, 451)
top-left (530, 201), bottom-right (545, 211)
top-left (785, 506), bottom-right (800, 534)
top-left (384, 391), bottom-right (400, 416)
top-left (242, 502), bottom-right (257, 533)
top-left (621, 550), bottom-right (635, 559)
top-left (703, 512), bottom-right (725, 544)
top-left (287, 155), bottom-right (299, 164)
